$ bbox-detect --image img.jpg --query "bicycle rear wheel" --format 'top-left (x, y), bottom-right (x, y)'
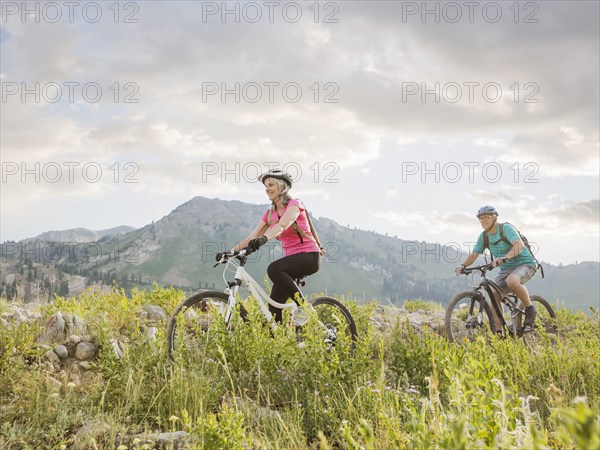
top-left (515, 294), bottom-right (557, 351)
top-left (167, 290), bottom-right (243, 362)
top-left (308, 296), bottom-right (358, 350)
top-left (445, 291), bottom-right (496, 343)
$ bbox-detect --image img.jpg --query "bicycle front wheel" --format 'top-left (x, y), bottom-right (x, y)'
top-left (309, 296), bottom-right (358, 350)
top-left (516, 294), bottom-right (557, 351)
top-left (167, 290), bottom-right (232, 362)
top-left (445, 291), bottom-right (496, 343)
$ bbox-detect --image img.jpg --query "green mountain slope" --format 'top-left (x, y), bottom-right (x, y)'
top-left (1, 196), bottom-right (598, 311)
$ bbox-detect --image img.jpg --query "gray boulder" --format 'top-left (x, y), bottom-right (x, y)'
top-left (63, 313), bottom-right (87, 336)
top-left (40, 312), bottom-right (66, 343)
top-left (75, 342), bottom-right (96, 361)
top-left (139, 305), bottom-right (168, 322)
top-left (54, 344), bottom-right (69, 359)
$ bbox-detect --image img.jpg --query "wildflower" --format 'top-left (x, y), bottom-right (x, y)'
top-left (169, 415), bottom-right (179, 423)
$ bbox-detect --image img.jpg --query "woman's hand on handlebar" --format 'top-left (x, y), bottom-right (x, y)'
top-left (215, 251), bottom-right (233, 263)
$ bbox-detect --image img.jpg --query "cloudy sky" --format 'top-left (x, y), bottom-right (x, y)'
top-left (1, 1), bottom-right (598, 265)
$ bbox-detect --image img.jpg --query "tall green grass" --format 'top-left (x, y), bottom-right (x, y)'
top-left (0, 287), bottom-right (598, 449)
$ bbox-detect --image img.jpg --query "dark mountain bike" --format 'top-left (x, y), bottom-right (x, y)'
top-left (445, 263), bottom-right (557, 351)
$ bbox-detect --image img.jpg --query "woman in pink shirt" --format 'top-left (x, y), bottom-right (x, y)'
top-left (230, 169), bottom-right (322, 322)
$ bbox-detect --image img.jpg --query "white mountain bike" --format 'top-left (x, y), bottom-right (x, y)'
top-left (167, 248), bottom-right (358, 361)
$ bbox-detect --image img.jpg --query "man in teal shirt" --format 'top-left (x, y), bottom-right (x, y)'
top-left (456, 206), bottom-right (538, 330)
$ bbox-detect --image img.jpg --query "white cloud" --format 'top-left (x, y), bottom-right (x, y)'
top-left (373, 211), bottom-right (475, 234)
top-left (520, 199), bottom-right (599, 237)
top-left (466, 191), bottom-right (530, 209)
top-left (474, 138), bottom-right (506, 148)
top-left (500, 125), bottom-right (599, 177)
top-left (395, 137), bottom-right (415, 146)
top-left (1, 0), bottom-right (598, 265)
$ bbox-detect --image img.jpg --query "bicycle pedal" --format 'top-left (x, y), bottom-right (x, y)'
top-left (521, 325), bottom-right (536, 334)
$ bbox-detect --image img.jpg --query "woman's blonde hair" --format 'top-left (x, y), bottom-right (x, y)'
top-left (265, 177), bottom-right (291, 207)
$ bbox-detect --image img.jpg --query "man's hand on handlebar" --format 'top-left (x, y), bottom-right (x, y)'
top-left (454, 263), bottom-right (494, 276)
top-left (492, 256), bottom-right (509, 269)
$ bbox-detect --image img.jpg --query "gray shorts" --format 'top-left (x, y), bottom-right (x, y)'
top-left (495, 264), bottom-right (537, 292)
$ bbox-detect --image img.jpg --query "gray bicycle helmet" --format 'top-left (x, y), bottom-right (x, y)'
top-left (259, 169), bottom-right (292, 188)
top-left (476, 205), bottom-right (498, 217)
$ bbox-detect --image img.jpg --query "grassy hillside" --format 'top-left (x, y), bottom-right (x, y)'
top-left (1, 288), bottom-right (598, 449)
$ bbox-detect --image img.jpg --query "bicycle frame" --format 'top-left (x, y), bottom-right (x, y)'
top-left (168, 249), bottom-right (358, 361)
top-left (220, 252), bottom-right (299, 329)
top-left (471, 269), bottom-right (526, 331)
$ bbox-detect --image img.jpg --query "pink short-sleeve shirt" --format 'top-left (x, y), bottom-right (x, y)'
top-left (261, 199), bottom-right (320, 256)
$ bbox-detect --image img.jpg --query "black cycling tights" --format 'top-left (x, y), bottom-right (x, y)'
top-left (267, 251), bottom-right (320, 322)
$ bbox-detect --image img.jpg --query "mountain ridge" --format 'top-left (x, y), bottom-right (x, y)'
top-left (1, 196), bottom-right (598, 312)
top-left (20, 226), bottom-right (136, 243)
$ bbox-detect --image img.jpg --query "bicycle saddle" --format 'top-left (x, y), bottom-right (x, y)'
top-left (294, 277), bottom-right (307, 287)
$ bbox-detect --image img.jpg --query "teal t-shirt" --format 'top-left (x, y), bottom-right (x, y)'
top-left (473, 223), bottom-right (537, 269)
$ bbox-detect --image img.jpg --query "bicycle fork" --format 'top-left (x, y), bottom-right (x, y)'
top-left (468, 292), bottom-right (486, 327)
top-left (222, 285), bottom-right (238, 325)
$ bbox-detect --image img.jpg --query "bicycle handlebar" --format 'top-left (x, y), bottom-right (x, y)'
top-left (213, 247), bottom-right (253, 267)
top-left (459, 262), bottom-right (494, 275)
